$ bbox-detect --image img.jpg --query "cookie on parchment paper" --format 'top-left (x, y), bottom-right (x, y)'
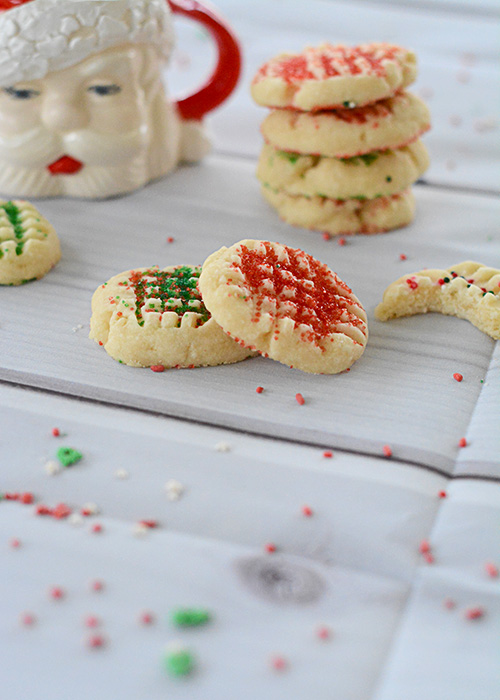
top-left (260, 92), bottom-right (430, 159)
top-left (251, 42), bottom-right (417, 111)
top-left (90, 265), bottom-right (254, 368)
top-left (0, 200), bottom-right (61, 285)
top-left (199, 239), bottom-right (368, 374)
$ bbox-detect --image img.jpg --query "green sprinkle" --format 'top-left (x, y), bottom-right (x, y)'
top-left (164, 648), bottom-right (195, 677)
top-left (171, 608), bottom-right (211, 628)
top-left (57, 447), bottom-right (83, 467)
top-left (386, 175), bottom-right (392, 182)
top-left (276, 150), bottom-right (300, 165)
top-left (341, 152), bottom-right (379, 166)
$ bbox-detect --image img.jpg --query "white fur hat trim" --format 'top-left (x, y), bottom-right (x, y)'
top-left (0, 0), bottom-right (175, 87)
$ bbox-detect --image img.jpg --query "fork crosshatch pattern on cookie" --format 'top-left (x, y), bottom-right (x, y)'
top-left (0, 200), bottom-right (49, 258)
top-left (228, 242), bottom-right (367, 349)
top-left (112, 266), bottom-right (211, 329)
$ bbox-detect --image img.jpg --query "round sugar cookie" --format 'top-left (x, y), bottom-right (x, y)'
top-left (257, 140), bottom-right (429, 201)
top-left (199, 239), bottom-right (368, 374)
top-left (262, 187), bottom-right (415, 236)
top-left (0, 200), bottom-right (61, 285)
top-left (90, 265), bottom-right (254, 368)
top-left (375, 262), bottom-right (500, 339)
top-left (261, 91), bottom-right (430, 159)
top-left (251, 42), bottom-right (417, 111)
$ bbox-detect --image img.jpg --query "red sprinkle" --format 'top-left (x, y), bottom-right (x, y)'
top-left (316, 625), bottom-right (331, 640)
top-left (256, 386), bottom-right (264, 394)
top-left (443, 598), bottom-right (456, 610)
top-left (53, 503), bottom-right (72, 519)
top-left (438, 490), bottom-right (447, 499)
top-left (87, 634), bottom-right (105, 648)
top-left (485, 562), bottom-right (498, 578)
top-left (51, 427), bottom-right (60, 437)
top-left (91, 523), bottom-right (103, 534)
top-left (264, 543), bottom-right (277, 554)
top-left (85, 615), bottom-right (100, 628)
top-left (295, 393), bottom-right (305, 405)
top-left (139, 611), bottom-right (155, 625)
top-left (423, 552), bottom-right (434, 564)
top-left (91, 580), bottom-right (104, 592)
top-left (20, 492), bottom-right (34, 504)
top-left (323, 450), bottom-right (333, 458)
top-left (458, 437), bottom-right (467, 448)
top-left (166, 236), bottom-right (174, 243)
top-left (50, 586), bottom-right (65, 600)
top-left (465, 606), bottom-right (484, 620)
top-left (270, 655), bottom-right (287, 671)
top-left (322, 232), bottom-right (331, 241)
top-left (419, 540), bottom-right (431, 554)
top-left (20, 612), bottom-right (36, 626)
top-left (10, 538), bottom-right (21, 548)
top-left (301, 505), bottom-right (313, 517)
top-left (453, 373), bottom-right (463, 382)
top-left (406, 277), bottom-right (418, 290)
top-left (399, 253), bottom-right (407, 261)
top-left (138, 520), bottom-right (158, 529)
top-left (337, 237), bottom-right (346, 246)
top-left (382, 445), bottom-right (392, 458)
top-left (150, 365), bottom-right (165, 373)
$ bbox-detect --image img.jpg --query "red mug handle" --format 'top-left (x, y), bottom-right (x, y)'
top-left (167, 0), bottom-right (241, 121)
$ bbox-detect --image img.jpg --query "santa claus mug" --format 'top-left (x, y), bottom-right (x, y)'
top-left (0, 0), bottom-right (241, 198)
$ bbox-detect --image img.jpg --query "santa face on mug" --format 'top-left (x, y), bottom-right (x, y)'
top-left (0, 0), bottom-right (240, 198)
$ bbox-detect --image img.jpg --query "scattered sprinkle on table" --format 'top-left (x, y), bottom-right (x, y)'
top-left (114, 469), bottom-right (129, 479)
top-left (87, 634), bottom-right (105, 649)
top-left (337, 237), bottom-right (346, 246)
top-left (256, 386), bottom-right (264, 394)
top-left (56, 446), bottom-right (83, 467)
top-left (10, 538), bottom-right (21, 548)
top-left (139, 611), bottom-right (155, 625)
top-left (316, 625), bottom-right (332, 641)
top-left (215, 441), bottom-right (231, 452)
top-left (91, 523), bottom-right (103, 534)
top-left (51, 427), bottom-right (60, 437)
top-left (301, 505), bottom-right (313, 517)
top-left (458, 437), bottom-right (467, 447)
top-left (322, 232), bottom-right (331, 241)
top-left (438, 490), bottom-right (447, 499)
top-left (44, 460), bottom-right (61, 476)
top-left (20, 612), bottom-right (36, 626)
top-left (464, 606), bottom-right (484, 621)
top-left (295, 393), bottom-right (305, 406)
top-left (264, 543), bottom-right (277, 554)
top-left (323, 450), bottom-right (333, 458)
top-left (84, 615), bottom-right (100, 628)
top-left (485, 562), bottom-right (498, 578)
top-left (91, 580), bottom-right (104, 592)
top-left (165, 479), bottom-right (184, 501)
top-left (399, 253), bottom-right (407, 261)
top-left (164, 646), bottom-right (195, 677)
top-left (453, 373), bottom-right (463, 382)
top-left (49, 586), bottom-right (65, 600)
top-left (167, 236), bottom-right (175, 243)
top-left (171, 608), bottom-right (211, 628)
top-left (270, 655), bottom-right (287, 671)
top-left (443, 598), bottom-right (456, 610)
top-left (81, 503), bottom-right (99, 516)
top-left (419, 540), bottom-right (431, 554)
top-left (69, 513), bottom-right (84, 527)
top-left (382, 445), bottom-right (392, 458)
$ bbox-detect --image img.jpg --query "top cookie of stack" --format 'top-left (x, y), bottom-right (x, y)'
top-left (251, 43), bottom-right (431, 236)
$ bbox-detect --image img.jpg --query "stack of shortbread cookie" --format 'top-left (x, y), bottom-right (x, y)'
top-left (251, 43), bottom-right (431, 236)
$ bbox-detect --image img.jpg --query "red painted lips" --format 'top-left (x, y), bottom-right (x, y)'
top-left (47, 155), bottom-right (83, 175)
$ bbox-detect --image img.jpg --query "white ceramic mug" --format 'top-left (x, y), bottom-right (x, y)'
top-left (0, 0), bottom-right (241, 198)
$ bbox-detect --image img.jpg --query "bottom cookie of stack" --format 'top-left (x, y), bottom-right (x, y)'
top-left (261, 186), bottom-right (415, 236)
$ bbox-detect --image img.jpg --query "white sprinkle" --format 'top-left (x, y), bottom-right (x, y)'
top-left (72, 324), bottom-right (84, 333)
top-left (44, 459), bottom-right (61, 476)
top-left (82, 502), bottom-right (99, 515)
top-left (114, 469), bottom-right (129, 480)
top-left (69, 513), bottom-right (84, 527)
top-left (215, 441), bottom-right (231, 453)
top-left (165, 479), bottom-right (184, 501)
top-left (474, 116), bottom-right (498, 133)
top-left (132, 523), bottom-right (149, 537)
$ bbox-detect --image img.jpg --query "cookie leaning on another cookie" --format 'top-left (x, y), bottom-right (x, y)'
top-left (90, 265), bottom-right (254, 368)
top-left (375, 262), bottom-right (500, 339)
top-left (0, 200), bottom-right (61, 285)
top-left (199, 239), bottom-right (368, 374)
top-left (251, 42), bottom-right (417, 111)
top-left (258, 140), bottom-right (429, 201)
top-left (261, 92), bottom-right (430, 159)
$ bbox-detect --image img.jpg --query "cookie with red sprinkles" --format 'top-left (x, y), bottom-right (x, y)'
top-left (251, 42), bottom-right (417, 111)
top-left (90, 265), bottom-right (254, 368)
top-left (199, 240), bottom-right (368, 374)
top-left (375, 261), bottom-right (500, 339)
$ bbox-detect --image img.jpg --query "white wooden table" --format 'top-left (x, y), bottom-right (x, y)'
top-left (2, 2), bottom-right (499, 699)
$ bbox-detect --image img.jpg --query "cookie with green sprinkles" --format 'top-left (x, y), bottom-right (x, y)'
top-left (89, 265), bottom-right (255, 368)
top-left (0, 200), bottom-right (61, 285)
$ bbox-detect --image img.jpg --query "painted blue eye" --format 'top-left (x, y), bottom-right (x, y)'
top-left (87, 85), bottom-right (121, 96)
top-left (3, 87), bottom-right (40, 100)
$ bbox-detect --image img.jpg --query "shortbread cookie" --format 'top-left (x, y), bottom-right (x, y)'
top-left (375, 262), bottom-right (500, 339)
top-left (0, 200), bottom-right (61, 285)
top-left (262, 186), bottom-right (415, 236)
top-left (199, 240), bottom-right (368, 374)
top-left (90, 265), bottom-right (254, 367)
top-left (257, 140), bottom-right (429, 201)
top-left (261, 92), bottom-right (430, 159)
top-left (251, 42), bottom-right (417, 111)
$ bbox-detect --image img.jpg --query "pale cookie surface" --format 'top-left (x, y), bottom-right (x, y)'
top-left (262, 187), bottom-right (415, 236)
top-left (375, 262), bottom-right (500, 339)
top-left (199, 239), bottom-right (368, 374)
top-left (0, 200), bottom-right (61, 285)
top-left (251, 42), bottom-right (417, 111)
top-left (257, 140), bottom-right (429, 201)
top-left (261, 91), bottom-right (430, 158)
top-left (90, 265), bottom-right (254, 368)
